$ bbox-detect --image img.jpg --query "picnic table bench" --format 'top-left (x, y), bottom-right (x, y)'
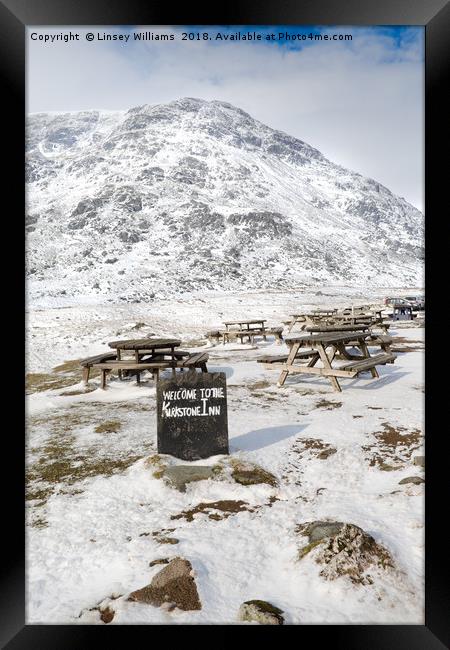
top-left (93, 352), bottom-right (209, 388)
top-left (275, 330), bottom-right (396, 392)
top-left (305, 323), bottom-right (370, 333)
top-left (257, 349), bottom-right (316, 365)
top-left (80, 352), bottom-right (118, 384)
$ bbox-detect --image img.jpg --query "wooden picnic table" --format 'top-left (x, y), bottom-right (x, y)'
top-left (311, 308), bottom-right (338, 315)
top-left (106, 338), bottom-right (182, 383)
top-left (223, 319), bottom-right (267, 331)
top-left (83, 337), bottom-right (209, 388)
top-left (286, 312), bottom-right (338, 332)
top-left (277, 330), bottom-right (396, 392)
top-left (336, 314), bottom-right (389, 333)
top-left (287, 310), bottom-right (389, 334)
top-left (217, 319), bottom-right (269, 344)
top-left (108, 337), bottom-right (182, 362)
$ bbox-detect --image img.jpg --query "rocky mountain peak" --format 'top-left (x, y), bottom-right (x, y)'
top-left (26, 99), bottom-right (423, 307)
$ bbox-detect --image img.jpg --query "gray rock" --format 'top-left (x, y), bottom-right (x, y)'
top-left (413, 456), bottom-right (425, 468)
top-left (399, 476), bottom-right (425, 485)
top-left (301, 521), bottom-right (345, 544)
top-left (296, 521), bottom-right (394, 585)
top-left (114, 191), bottom-right (142, 212)
top-left (128, 557), bottom-right (201, 610)
top-left (230, 460), bottom-right (278, 487)
top-left (131, 321), bottom-right (147, 330)
top-left (118, 230), bottom-right (141, 243)
top-left (238, 600), bottom-right (284, 625)
top-left (227, 211), bottom-right (292, 238)
top-left (72, 197), bottom-right (103, 216)
top-left (170, 156), bottom-right (208, 187)
top-left (163, 465), bottom-right (218, 492)
top-left (149, 558), bottom-right (170, 567)
top-left (67, 217), bottom-right (88, 230)
top-left (137, 166), bottom-right (165, 182)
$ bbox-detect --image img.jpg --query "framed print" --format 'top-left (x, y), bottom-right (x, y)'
top-left (1, 0), bottom-right (448, 646)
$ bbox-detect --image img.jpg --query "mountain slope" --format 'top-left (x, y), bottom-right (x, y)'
top-left (26, 97), bottom-right (424, 306)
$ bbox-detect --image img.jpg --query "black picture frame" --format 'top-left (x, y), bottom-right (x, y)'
top-left (4, 0), bottom-right (449, 646)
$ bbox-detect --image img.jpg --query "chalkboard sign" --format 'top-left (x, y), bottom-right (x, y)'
top-left (156, 372), bottom-right (229, 461)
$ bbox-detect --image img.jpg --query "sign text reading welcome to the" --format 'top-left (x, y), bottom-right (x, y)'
top-left (161, 386), bottom-right (225, 418)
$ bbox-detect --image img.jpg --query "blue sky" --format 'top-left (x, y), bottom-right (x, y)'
top-left (27, 25), bottom-right (424, 210)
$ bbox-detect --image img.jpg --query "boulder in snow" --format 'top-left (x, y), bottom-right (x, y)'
top-left (128, 558), bottom-right (201, 611)
top-left (238, 600), bottom-right (284, 625)
top-left (296, 521), bottom-right (394, 585)
top-left (399, 476), bottom-right (424, 485)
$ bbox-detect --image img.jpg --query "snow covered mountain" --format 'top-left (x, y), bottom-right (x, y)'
top-left (26, 98), bottom-right (424, 306)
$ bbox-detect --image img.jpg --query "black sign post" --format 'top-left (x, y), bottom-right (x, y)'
top-left (156, 372), bottom-right (229, 461)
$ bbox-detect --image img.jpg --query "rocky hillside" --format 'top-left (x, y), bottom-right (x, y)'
top-left (26, 98), bottom-right (424, 306)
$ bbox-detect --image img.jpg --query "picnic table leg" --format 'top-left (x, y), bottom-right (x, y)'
top-left (82, 366), bottom-right (90, 385)
top-left (317, 344), bottom-right (342, 392)
top-left (277, 341), bottom-right (301, 387)
top-left (307, 352), bottom-right (320, 367)
top-left (326, 344), bottom-right (338, 364)
top-left (170, 346), bottom-right (176, 376)
top-left (136, 371), bottom-right (141, 384)
top-left (101, 369), bottom-right (108, 390)
top-left (335, 342), bottom-right (362, 361)
top-left (117, 349), bottom-right (122, 381)
top-left (358, 340), bottom-right (379, 378)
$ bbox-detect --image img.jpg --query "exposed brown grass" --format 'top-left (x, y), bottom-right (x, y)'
top-left (315, 399), bottom-right (342, 410)
top-left (26, 404), bottom-right (144, 507)
top-left (291, 438), bottom-right (337, 460)
top-left (171, 500), bottom-right (254, 522)
top-left (26, 358), bottom-right (102, 394)
top-left (362, 422), bottom-right (422, 469)
top-left (26, 372), bottom-right (79, 394)
top-left (94, 420), bottom-right (122, 434)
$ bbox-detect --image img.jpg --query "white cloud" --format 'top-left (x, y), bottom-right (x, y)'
top-left (27, 26), bottom-right (424, 211)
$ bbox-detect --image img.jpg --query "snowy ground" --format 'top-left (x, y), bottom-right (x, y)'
top-left (26, 289), bottom-right (425, 624)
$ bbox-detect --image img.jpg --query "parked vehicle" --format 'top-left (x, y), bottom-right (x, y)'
top-left (404, 295), bottom-right (425, 311)
top-left (383, 297), bottom-right (411, 307)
